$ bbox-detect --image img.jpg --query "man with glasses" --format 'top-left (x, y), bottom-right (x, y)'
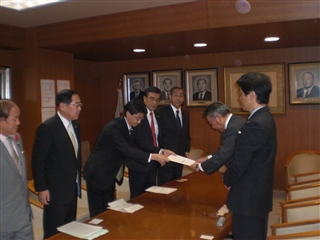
top-left (158, 87), bottom-right (191, 185)
top-left (127, 87), bottom-right (163, 198)
top-left (32, 89), bottom-right (83, 239)
top-left (83, 99), bottom-right (174, 217)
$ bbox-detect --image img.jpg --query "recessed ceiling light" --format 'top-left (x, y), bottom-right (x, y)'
top-left (264, 37), bottom-right (280, 42)
top-left (194, 43), bottom-right (207, 47)
top-left (0, 0), bottom-right (63, 11)
top-left (133, 49), bottom-right (145, 53)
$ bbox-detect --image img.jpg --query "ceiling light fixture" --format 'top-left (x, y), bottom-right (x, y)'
top-left (133, 49), bottom-right (145, 53)
top-left (194, 43), bottom-right (207, 47)
top-left (0, 0), bottom-right (62, 11)
top-left (264, 37), bottom-right (280, 42)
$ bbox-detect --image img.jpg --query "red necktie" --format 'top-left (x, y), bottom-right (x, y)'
top-left (150, 112), bottom-right (157, 146)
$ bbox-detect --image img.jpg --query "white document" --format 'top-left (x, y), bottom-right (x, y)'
top-left (145, 186), bottom-right (177, 194)
top-left (217, 204), bottom-right (229, 216)
top-left (88, 218), bottom-right (103, 225)
top-left (168, 154), bottom-right (195, 166)
top-left (108, 199), bottom-right (144, 213)
top-left (200, 235), bottom-right (214, 240)
top-left (57, 221), bottom-right (108, 239)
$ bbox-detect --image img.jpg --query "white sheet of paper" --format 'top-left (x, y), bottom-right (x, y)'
top-left (57, 221), bottom-right (103, 239)
top-left (88, 218), bottom-right (103, 225)
top-left (145, 186), bottom-right (177, 194)
top-left (108, 199), bottom-right (144, 213)
top-left (200, 234), bottom-right (214, 240)
top-left (168, 155), bottom-right (195, 166)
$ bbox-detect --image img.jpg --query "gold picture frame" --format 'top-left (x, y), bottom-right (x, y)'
top-left (224, 63), bottom-right (285, 114)
top-left (289, 61), bottom-right (320, 105)
top-left (123, 72), bottom-right (150, 104)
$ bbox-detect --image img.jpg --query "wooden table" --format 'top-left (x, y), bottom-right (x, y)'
top-left (49, 171), bottom-right (232, 239)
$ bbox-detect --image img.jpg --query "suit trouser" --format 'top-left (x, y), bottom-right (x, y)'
top-left (232, 212), bottom-right (269, 240)
top-left (0, 214), bottom-right (34, 240)
top-left (86, 181), bottom-right (115, 218)
top-left (129, 168), bottom-right (157, 199)
top-left (43, 190), bottom-right (77, 239)
top-left (158, 162), bottom-right (183, 186)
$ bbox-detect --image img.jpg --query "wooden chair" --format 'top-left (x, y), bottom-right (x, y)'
top-left (268, 230), bottom-right (320, 239)
top-left (286, 183), bottom-right (320, 200)
top-left (269, 219), bottom-right (320, 238)
top-left (281, 201), bottom-right (320, 223)
top-left (294, 171), bottom-right (320, 183)
top-left (287, 178), bottom-right (320, 189)
top-left (29, 197), bottom-right (44, 240)
top-left (285, 150), bottom-right (320, 186)
top-left (188, 146), bottom-right (208, 160)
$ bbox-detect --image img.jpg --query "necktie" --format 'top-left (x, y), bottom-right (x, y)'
top-left (7, 136), bottom-right (22, 175)
top-left (176, 110), bottom-right (182, 132)
top-left (67, 122), bottom-right (81, 196)
top-left (67, 122), bottom-right (78, 157)
top-left (150, 112), bottom-right (157, 146)
top-left (200, 93), bottom-right (203, 100)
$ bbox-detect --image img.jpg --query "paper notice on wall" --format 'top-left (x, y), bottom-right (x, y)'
top-left (57, 80), bottom-right (70, 92)
top-left (41, 107), bottom-right (56, 122)
top-left (41, 79), bottom-right (55, 107)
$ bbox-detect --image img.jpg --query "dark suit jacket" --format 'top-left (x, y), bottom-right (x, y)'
top-left (193, 91), bottom-right (212, 100)
top-left (201, 114), bottom-right (246, 175)
top-left (126, 110), bottom-right (161, 172)
top-left (32, 114), bottom-right (82, 204)
top-left (296, 85), bottom-right (320, 98)
top-left (130, 91), bottom-right (145, 100)
top-left (0, 134), bottom-right (32, 232)
top-left (223, 107), bottom-right (277, 217)
top-left (158, 105), bottom-right (191, 163)
top-left (83, 116), bottom-right (160, 191)
top-left (160, 91), bottom-right (170, 100)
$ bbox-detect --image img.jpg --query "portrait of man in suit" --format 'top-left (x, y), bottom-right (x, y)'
top-left (160, 77), bottom-right (173, 100)
top-left (32, 89), bottom-right (83, 239)
top-left (130, 78), bottom-right (145, 100)
top-left (192, 77), bottom-right (212, 101)
top-left (223, 72), bottom-right (277, 239)
top-left (190, 102), bottom-right (246, 174)
top-left (0, 100), bottom-right (34, 239)
top-left (296, 71), bottom-right (320, 98)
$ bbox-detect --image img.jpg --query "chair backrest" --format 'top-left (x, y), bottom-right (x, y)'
top-left (282, 201), bottom-right (320, 222)
top-left (271, 219), bottom-right (320, 236)
top-left (81, 140), bottom-right (91, 167)
top-left (287, 178), bottom-right (320, 189)
top-left (188, 146), bottom-right (208, 160)
top-left (285, 150), bottom-right (320, 185)
top-left (294, 171), bottom-right (320, 183)
top-left (287, 183), bottom-right (320, 200)
top-left (268, 230), bottom-right (320, 239)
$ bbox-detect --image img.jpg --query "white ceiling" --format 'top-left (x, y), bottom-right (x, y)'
top-left (0, 0), bottom-right (195, 28)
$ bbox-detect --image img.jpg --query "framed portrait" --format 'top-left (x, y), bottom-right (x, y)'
top-left (185, 68), bottom-right (218, 107)
top-left (0, 66), bottom-right (11, 100)
top-left (152, 69), bottom-right (182, 106)
top-left (123, 72), bottom-right (150, 104)
top-left (288, 61), bottom-right (320, 105)
top-left (224, 63), bottom-right (285, 114)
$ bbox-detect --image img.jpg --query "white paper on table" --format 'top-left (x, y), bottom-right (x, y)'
top-left (168, 155), bottom-right (195, 166)
top-left (145, 186), bottom-right (177, 194)
top-left (88, 218), bottom-right (103, 225)
top-left (108, 199), bottom-right (144, 213)
top-left (57, 221), bottom-right (105, 239)
top-left (217, 204), bottom-right (229, 216)
top-left (200, 234), bottom-right (214, 239)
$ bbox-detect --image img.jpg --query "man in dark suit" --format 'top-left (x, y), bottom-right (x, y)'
top-left (130, 79), bottom-right (145, 100)
top-left (223, 72), bottom-right (277, 239)
top-left (158, 87), bottom-right (191, 185)
top-left (32, 89), bottom-right (82, 239)
top-left (296, 71), bottom-right (320, 98)
top-left (160, 77), bottom-right (172, 100)
top-left (127, 87), bottom-right (162, 198)
top-left (0, 100), bottom-right (34, 239)
top-left (190, 102), bottom-right (246, 174)
top-left (83, 99), bottom-right (174, 217)
top-left (193, 78), bottom-right (212, 101)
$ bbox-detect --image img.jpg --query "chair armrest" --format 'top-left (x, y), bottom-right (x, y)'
top-left (268, 230), bottom-right (320, 239)
top-left (29, 197), bottom-right (44, 209)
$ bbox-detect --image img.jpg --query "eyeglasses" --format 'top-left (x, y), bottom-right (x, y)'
top-left (146, 96), bottom-right (161, 103)
top-left (132, 114), bottom-right (144, 122)
top-left (172, 94), bottom-right (184, 98)
top-left (69, 102), bottom-right (83, 108)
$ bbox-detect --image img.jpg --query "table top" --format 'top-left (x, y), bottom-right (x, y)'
top-left (49, 171), bottom-right (232, 239)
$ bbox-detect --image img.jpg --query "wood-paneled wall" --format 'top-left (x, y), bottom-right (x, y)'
top-left (75, 46), bottom-right (320, 190)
